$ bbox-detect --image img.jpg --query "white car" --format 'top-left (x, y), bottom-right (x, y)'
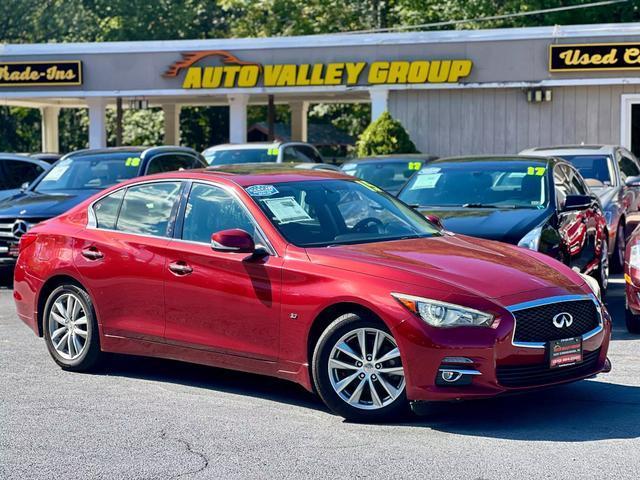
top-left (203, 142), bottom-right (324, 166)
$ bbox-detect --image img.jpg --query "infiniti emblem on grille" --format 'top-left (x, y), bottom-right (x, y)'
top-left (552, 312), bottom-right (574, 328)
top-left (11, 220), bottom-right (28, 239)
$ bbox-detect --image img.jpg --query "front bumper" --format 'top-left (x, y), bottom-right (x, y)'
top-left (393, 295), bottom-right (612, 402)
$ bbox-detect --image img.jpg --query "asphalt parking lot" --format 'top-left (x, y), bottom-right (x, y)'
top-left (1, 274), bottom-right (639, 480)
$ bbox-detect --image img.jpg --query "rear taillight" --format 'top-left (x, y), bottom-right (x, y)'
top-left (18, 232), bottom-right (38, 254)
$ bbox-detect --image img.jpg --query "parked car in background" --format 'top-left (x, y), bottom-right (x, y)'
top-left (208, 162), bottom-right (342, 174)
top-left (202, 142), bottom-right (324, 165)
top-left (624, 226), bottom-right (640, 333)
top-left (30, 153), bottom-right (63, 164)
top-left (341, 154), bottom-right (438, 195)
top-left (0, 154), bottom-right (50, 201)
top-left (398, 156), bottom-right (610, 292)
top-left (14, 168), bottom-right (610, 422)
top-left (521, 145), bottom-right (640, 272)
top-left (0, 146), bottom-right (206, 269)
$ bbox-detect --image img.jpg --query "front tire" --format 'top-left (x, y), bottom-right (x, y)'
top-left (612, 222), bottom-right (626, 273)
top-left (592, 235), bottom-right (609, 299)
top-left (43, 284), bottom-right (102, 371)
top-left (312, 313), bottom-right (409, 422)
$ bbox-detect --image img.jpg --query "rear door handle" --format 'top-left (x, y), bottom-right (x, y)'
top-left (81, 247), bottom-right (104, 260)
top-left (168, 261), bottom-right (193, 276)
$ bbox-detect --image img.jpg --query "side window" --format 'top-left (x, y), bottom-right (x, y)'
top-left (146, 154), bottom-right (198, 175)
top-left (116, 182), bottom-right (182, 236)
top-left (568, 167), bottom-right (588, 195)
top-left (295, 146), bottom-right (323, 163)
top-left (553, 165), bottom-right (570, 209)
top-left (93, 189), bottom-right (125, 229)
top-left (619, 152), bottom-right (640, 179)
top-left (2, 160), bottom-right (44, 188)
top-left (282, 147), bottom-right (297, 162)
top-left (182, 183), bottom-right (258, 244)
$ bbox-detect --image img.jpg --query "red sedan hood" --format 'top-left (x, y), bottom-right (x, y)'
top-left (306, 234), bottom-right (585, 299)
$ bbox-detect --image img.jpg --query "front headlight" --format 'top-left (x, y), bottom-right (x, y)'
top-left (392, 293), bottom-right (494, 328)
top-left (579, 273), bottom-right (601, 300)
top-left (518, 225), bottom-right (542, 251)
top-left (630, 244), bottom-right (640, 269)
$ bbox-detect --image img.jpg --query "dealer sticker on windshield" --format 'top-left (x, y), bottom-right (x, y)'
top-left (262, 196), bottom-right (312, 224)
top-left (246, 184), bottom-right (279, 197)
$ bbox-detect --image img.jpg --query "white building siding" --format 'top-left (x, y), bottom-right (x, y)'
top-left (389, 85), bottom-right (640, 157)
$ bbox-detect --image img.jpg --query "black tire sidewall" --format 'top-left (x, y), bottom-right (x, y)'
top-left (626, 307), bottom-right (640, 334)
top-left (312, 313), bottom-right (409, 422)
top-left (43, 284), bottom-right (101, 371)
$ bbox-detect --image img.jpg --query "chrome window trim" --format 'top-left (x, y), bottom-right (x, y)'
top-left (86, 177), bottom-right (278, 257)
top-left (437, 368), bottom-right (482, 376)
top-left (507, 293), bottom-right (603, 349)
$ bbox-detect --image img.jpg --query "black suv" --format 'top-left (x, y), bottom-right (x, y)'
top-left (0, 146), bottom-right (206, 270)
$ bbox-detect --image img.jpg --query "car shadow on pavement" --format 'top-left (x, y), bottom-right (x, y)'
top-left (408, 379), bottom-right (640, 442)
top-left (97, 353), bottom-right (328, 412)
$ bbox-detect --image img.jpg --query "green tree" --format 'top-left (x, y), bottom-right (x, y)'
top-left (356, 111), bottom-right (418, 156)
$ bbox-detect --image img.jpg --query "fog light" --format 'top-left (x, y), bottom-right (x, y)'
top-left (441, 370), bottom-right (463, 382)
top-left (436, 367), bottom-right (481, 386)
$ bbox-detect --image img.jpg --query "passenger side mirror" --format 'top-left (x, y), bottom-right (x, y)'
top-left (425, 214), bottom-right (444, 229)
top-left (563, 194), bottom-right (592, 212)
top-left (211, 229), bottom-right (255, 253)
top-left (625, 175), bottom-right (640, 187)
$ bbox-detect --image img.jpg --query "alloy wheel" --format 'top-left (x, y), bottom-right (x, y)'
top-left (48, 293), bottom-right (89, 360)
top-left (327, 328), bottom-right (405, 410)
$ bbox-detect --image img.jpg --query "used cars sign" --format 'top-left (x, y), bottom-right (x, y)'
top-left (0, 61), bottom-right (82, 87)
top-left (550, 43), bottom-right (640, 72)
top-left (165, 50), bottom-right (473, 88)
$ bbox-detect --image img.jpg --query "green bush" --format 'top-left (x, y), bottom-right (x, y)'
top-left (356, 111), bottom-right (418, 157)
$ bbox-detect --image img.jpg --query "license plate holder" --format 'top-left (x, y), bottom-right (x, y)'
top-left (549, 337), bottom-right (583, 369)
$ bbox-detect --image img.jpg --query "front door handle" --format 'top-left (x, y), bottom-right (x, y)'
top-left (81, 247), bottom-right (104, 261)
top-left (168, 261), bottom-right (193, 276)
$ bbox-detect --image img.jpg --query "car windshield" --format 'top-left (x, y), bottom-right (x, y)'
top-left (205, 148), bottom-right (277, 165)
top-left (246, 179), bottom-right (440, 247)
top-left (557, 155), bottom-right (613, 185)
top-left (398, 161), bottom-right (549, 209)
top-left (341, 161), bottom-right (422, 193)
top-left (35, 153), bottom-right (141, 192)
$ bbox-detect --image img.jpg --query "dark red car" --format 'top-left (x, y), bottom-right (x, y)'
top-left (13, 168), bottom-right (612, 421)
top-left (624, 226), bottom-right (640, 333)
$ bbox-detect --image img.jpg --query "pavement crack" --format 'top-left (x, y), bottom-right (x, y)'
top-left (158, 429), bottom-right (209, 479)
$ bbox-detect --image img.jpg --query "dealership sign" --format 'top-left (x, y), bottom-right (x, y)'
top-left (0, 61), bottom-right (82, 87)
top-left (549, 43), bottom-right (640, 72)
top-left (164, 50), bottom-right (473, 88)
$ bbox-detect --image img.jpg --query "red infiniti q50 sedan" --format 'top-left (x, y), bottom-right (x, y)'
top-left (13, 168), bottom-right (612, 421)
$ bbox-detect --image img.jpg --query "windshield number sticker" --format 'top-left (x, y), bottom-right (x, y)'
top-left (527, 166), bottom-right (546, 176)
top-left (267, 148), bottom-right (279, 156)
top-left (246, 184), bottom-right (279, 197)
top-left (408, 162), bottom-right (422, 171)
top-left (125, 157), bottom-right (141, 167)
top-left (262, 196), bottom-right (313, 224)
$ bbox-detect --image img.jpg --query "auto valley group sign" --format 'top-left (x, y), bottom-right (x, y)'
top-left (165, 50), bottom-right (473, 88)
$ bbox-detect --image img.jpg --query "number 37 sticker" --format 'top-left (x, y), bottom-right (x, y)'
top-left (527, 166), bottom-right (546, 176)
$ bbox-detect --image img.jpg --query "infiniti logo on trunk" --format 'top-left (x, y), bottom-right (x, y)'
top-left (552, 312), bottom-right (574, 328)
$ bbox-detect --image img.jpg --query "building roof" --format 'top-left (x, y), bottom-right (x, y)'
top-left (2, 23), bottom-right (638, 56)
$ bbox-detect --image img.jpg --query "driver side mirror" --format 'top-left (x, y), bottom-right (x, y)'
top-left (424, 214), bottom-right (444, 229)
top-left (625, 175), bottom-right (640, 187)
top-left (563, 194), bottom-right (592, 212)
top-left (211, 229), bottom-right (255, 253)
top-left (20, 182), bottom-right (29, 190)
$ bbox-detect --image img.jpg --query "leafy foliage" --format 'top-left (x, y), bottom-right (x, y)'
top-left (356, 111), bottom-right (418, 156)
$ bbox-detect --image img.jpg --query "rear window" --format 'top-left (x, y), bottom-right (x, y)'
top-left (342, 161), bottom-right (421, 193)
top-left (205, 148), bottom-right (278, 165)
top-left (558, 155), bottom-right (614, 185)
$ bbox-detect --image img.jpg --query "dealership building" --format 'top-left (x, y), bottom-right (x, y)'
top-left (1, 22), bottom-right (640, 157)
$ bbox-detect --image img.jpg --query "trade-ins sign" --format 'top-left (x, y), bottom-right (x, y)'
top-left (164, 51), bottom-right (473, 88)
top-left (0, 61), bottom-right (82, 87)
top-left (550, 43), bottom-right (640, 72)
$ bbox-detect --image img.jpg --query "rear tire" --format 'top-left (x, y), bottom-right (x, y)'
top-left (626, 306), bottom-right (640, 334)
top-left (43, 284), bottom-right (103, 371)
top-left (592, 236), bottom-right (609, 300)
top-left (312, 313), bottom-right (409, 422)
top-left (611, 222), bottom-right (626, 274)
